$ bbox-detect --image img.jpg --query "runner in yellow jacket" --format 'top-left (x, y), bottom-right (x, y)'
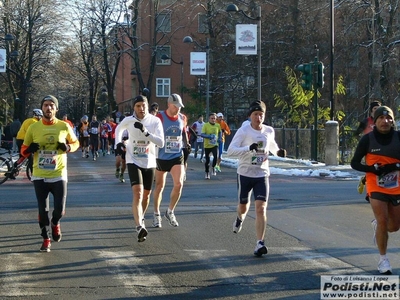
top-left (21, 95), bottom-right (79, 253)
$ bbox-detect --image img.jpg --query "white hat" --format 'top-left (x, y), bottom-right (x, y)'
top-left (168, 94), bottom-right (184, 108)
top-left (217, 112), bottom-right (223, 118)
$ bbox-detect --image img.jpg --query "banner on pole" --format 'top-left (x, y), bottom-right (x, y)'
top-left (190, 52), bottom-right (206, 76)
top-left (0, 49), bottom-right (6, 73)
top-left (236, 24), bottom-right (257, 55)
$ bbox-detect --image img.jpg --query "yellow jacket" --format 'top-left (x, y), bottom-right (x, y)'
top-left (16, 118), bottom-right (37, 140)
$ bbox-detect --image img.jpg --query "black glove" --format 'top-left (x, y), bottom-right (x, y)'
top-left (57, 142), bottom-right (69, 152)
top-left (249, 143), bottom-right (258, 151)
top-left (277, 148), bottom-right (286, 157)
top-left (134, 122), bottom-right (144, 132)
top-left (380, 163), bottom-right (400, 174)
top-left (186, 143), bottom-right (191, 153)
top-left (366, 164), bottom-right (384, 176)
top-left (27, 142), bottom-right (40, 153)
top-left (221, 129), bottom-right (225, 134)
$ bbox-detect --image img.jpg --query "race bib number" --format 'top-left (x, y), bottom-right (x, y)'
top-left (38, 150), bottom-right (57, 170)
top-left (377, 171), bottom-right (399, 189)
top-left (197, 137), bottom-right (203, 143)
top-left (251, 152), bottom-right (266, 165)
top-left (91, 127), bottom-right (98, 134)
top-left (209, 135), bottom-right (217, 145)
top-left (83, 130), bottom-right (89, 137)
top-left (132, 140), bottom-right (149, 158)
top-left (166, 136), bottom-right (182, 153)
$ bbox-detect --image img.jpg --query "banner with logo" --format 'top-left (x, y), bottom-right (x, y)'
top-left (236, 24), bottom-right (257, 55)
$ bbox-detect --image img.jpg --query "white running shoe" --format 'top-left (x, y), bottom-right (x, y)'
top-left (212, 168), bottom-right (217, 176)
top-left (137, 226), bottom-right (148, 242)
top-left (165, 210), bottom-right (179, 227)
top-left (254, 241), bottom-right (268, 257)
top-left (119, 174), bottom-right (125, 183)
top-left (152, 214), bottom-right (162, 228)
top-left (233, 217), bottom-right (243, 233)
top-left (205, 172), bottom-right (210, 179)
top-left (378, 258), bottom-right (392, 274)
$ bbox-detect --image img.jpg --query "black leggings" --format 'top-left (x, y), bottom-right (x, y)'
top-left (90, 134), bottom-right (99, 154)
top-left (204, 146), bottom-right (218, 173)
top-left (33, 180), bottom-right (67, 239)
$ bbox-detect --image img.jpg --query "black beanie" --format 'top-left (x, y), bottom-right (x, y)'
top-left (248, 100), bottom-right (266, 115)
top-left (133, 95), bottom-right (148, 106)
top-left (369, 101), bottom-right (381, 113)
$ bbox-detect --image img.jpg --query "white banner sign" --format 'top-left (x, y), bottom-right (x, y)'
top-left (236, 24), bottom-right (257, 55)
top-left (190, 52), bottom-right (206, 76)
top-left (0, 49), bottom-right (6, 73)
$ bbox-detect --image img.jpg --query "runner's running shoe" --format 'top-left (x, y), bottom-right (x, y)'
top-left (115, 169), bottom-right (120, 178)
top-left (40, 238), bottom-right (51, 252)
top-left (137, 226), bottom-right (148, 242)
top-left (233, 217), bottom-right (242, 233)
top-left (205, 172), bottom-right (210, 179)
top-left (119, 174), bottom-right (125, 183)
top-left (165, 210), bottom-right (179, 227)
top-left (254, 241), bottom-right (268, 257)
top-left (51, 222), bottom-right (62, 242)
top-left (212, 168), bottom-right (217, 176)
top-left (152, 214), bottom-right (162, 228)
top-left (378, 258), bottom-right (392, 274)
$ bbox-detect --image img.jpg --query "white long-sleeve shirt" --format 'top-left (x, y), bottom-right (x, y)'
top-left (115, 113), bottom-right (164, 168)
top-left (227, 122), bottom-right (280, 178)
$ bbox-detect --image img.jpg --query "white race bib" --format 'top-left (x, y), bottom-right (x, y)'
top-left (165, 136), bottom-right (182, 153)
top-left (38, 150), bottom-right (58, 170)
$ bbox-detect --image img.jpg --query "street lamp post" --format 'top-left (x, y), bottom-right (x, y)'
top-left (183, 36), bottom-right (210, 117)
top-left (226, 4), bottom-right (262, 101)
top-left (161, 54), bottom-right (184, 94)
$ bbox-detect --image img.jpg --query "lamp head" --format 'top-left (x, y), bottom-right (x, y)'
top-left (183, 36), bottom-right (193, 44)
top-left (226, 4), bottom-right (239, 12)
top-left (4, 34), bottom-right (14, 42)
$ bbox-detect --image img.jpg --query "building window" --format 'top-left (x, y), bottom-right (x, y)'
top-left (157, 12), bottom-right (171, 33)
top-left (198, 13), bottom-right (208, 34)
top-left (156, 46), bottom-right (171, 65)
top-left (156, 78), bottom-right (170, 97)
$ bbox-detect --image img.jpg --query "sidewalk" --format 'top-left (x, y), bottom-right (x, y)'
top-left (219, 154), bottom-right (363, 180)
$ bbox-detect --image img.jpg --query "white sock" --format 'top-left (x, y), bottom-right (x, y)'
top-left (167, 208), bottom-right (173, 214)
top-left (379, 254), bottom-right (387, 261)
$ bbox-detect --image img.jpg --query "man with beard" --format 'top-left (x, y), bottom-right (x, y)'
top-left (21, 95), bottom-right (79, 252)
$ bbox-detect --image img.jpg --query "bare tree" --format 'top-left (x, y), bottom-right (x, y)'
top-left (0, 0), bottom-right (66, 120)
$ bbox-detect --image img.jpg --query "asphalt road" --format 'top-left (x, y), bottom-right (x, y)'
top-left (0, 150), bottom-right (398, 300)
